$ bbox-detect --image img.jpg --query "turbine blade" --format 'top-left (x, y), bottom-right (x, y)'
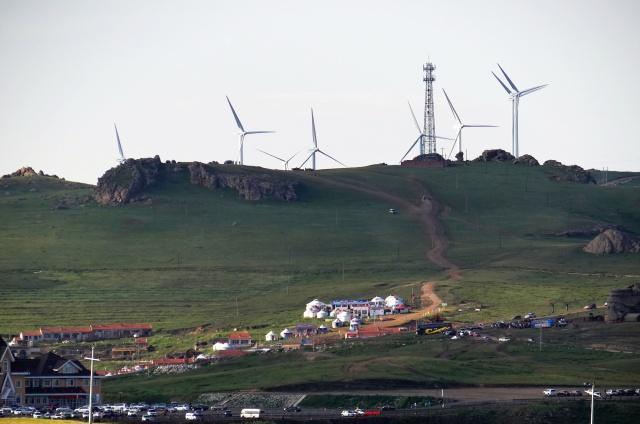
top-left (442, 89), bottom-right (462, 124)
top-left (401, 135), bottom-right (422, 162)
top-left (492, 71), bottom-right (512, 94)
top-left (309, 108), bottom-right (318, 148)
top-left (435, 136), bottom-right (455, 141)
top-left (463, 125), bottom-right (498, 128)
top-left (497, 63), bottom-right (518, 92)
top-left (318, 150), bottom-right (346, 167)
top-left (299, 151), bottom-right (315, 168)
top-left (408, 101), bottom-right (422, 134)
top-left (286, 150), bottom-right (301, 163)
top-left (244, 131), bottom-right (275, 135)
top-left (226, 96), bottom-right (245, 132)
top-left (114, 123), bottom-right (125, 160)
top-left (519, 84), bottom-right (548, 97)
top-left (257, 149), bottom-right (285, 162)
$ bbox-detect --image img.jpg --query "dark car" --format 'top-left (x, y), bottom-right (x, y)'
top-left (379, 405), bottom-right (396, 411)
top-left (223, 410), bottom-right (232, 417)
top-left (192, 405), bottom-right (209, 412)
top-left (283, 406), bottom-right (301, 412)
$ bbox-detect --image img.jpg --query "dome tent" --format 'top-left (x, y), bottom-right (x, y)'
top-left (265, 331), bottom-right (277, 341)
top-left (280, 328), bottom-right (293, 339)
top-left (371, 296), bottom-right (385, 304)
top-left (303, 309), bottom-right (316, 318)
top-left (213, 342), bottom-right (231, 351)
top-left (385, 295), bottom-right (404, 308)
top-left (316, 310), bottom-right (329, 319)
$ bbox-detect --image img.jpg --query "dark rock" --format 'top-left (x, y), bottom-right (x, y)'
top-left (543, 160), bottom-right (595, 184)
top-left (94, 157), bottom-right (300, 205)
top-left (473, 149), bottom-right (515, 162)
top-left (455, 151), bottom-right (464, 162)
top-left (607, 283), bottom-right (640, 322)
top-left (512, 154), bottom-right (539, 166)
top-left (188, 162), bottom-right (298, 201)
top-left (401, 153), bottom-right (447, 168)
top-left (583, 229), bottom-right (640, 255)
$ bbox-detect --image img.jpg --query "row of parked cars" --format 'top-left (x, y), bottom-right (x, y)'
top-left (543, 388), bottom-right (640, 398)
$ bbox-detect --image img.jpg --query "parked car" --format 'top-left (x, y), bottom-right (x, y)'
top-left (354, 408), bottom-right (365, 416)
top-left (128, 409), bottom-right (142, 417)
top-left (524, 312), bottom-right (536, 319)
top-left (175, 404), bottom-right (190, 412)
top-left (543, 388), bottom-right (557, 397)
top-left (341, 410), bottom-right (356, 417)
top-left (283, 406), bottom-right (301, 412)
top-left (583, 303), bottom-right (596, 310)
top-left (379, 405), bottom-right (395, 411)
top-left (585, 389), bottom-right (602, 398)
top-left (33, 411), bottom-right (44, 419)
top-left (185, 411), bottom-right (203, 421)
top-left (223, 410), bottom-right (232, 417)
top-left (141, 414), bottom-right (157, 422)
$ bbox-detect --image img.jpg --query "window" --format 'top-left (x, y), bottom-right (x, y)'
top-left (32, 379), bottom-right (40, 387)
top-left (67, 379), bottom-right (75, 387)
top-left (43, 379), bottom-right (51, 387)
top-left (15, 380), bottom-right (21, 388)
top-left (53, 379), bottom-right (59, 387)
top-left (25, 380), bottom-right (31, 387)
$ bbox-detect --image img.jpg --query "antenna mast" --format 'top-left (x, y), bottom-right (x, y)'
top-left (423, 62), bottom-right (437, 155)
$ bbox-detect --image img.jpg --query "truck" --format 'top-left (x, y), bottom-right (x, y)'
top-left (240, 408), bottom-right (261, 418)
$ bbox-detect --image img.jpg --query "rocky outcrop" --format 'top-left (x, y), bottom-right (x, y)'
top-left (583, 229), bottom-right (640, 255)
top-left (187, 162), bottom-right (298, 201)
top-left (607, 283), bottom-right (640, 322)
top-left (401, 153), bottom-right (447, 168)
top-left (94, 156), bottom-right (163, 205)
top-left (472, 149), bottom-right (515, 162)
top-left (2, 167), bottom-right (58, 179)
top-left (95, 157), bottom-right (300, 205)
top-left (543, 160), bottom-right (595, 184)
top-left (512, 154), bottom-right (539, 166)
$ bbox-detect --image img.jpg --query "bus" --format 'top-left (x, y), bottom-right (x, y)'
top-left (240, 408), bottom-right (261, 418)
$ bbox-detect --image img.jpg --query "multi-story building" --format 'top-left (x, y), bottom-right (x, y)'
top-left (0, 337), bottom-right (101, 408)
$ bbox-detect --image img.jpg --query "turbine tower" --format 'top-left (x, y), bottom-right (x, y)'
top-left (442, 89), bottom-right (497, 160)
top-left (299, 108), bottom-right (346, 170)
top-left (257, 149), bottom-right (299, 170)
top-left (114, 123), bottom-right (126, 163)
top-left (491, 64), bottom-right (547, 158)
top-left (401, 102), bottom-right (452, 162)
top-left (226, 96), bottom-right (275, 165)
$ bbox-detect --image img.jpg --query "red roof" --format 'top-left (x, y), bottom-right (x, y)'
top-left (228, 331), bottom-right (252, 340)
top-left (134, 337), bottom-right (148, 345)
top-left (215, 350), bottom-right (248, 358)
top-left (152, 357), bottom-right (192, 365)
top-left (41, 326), bottom-right (92, 334)
top-left (21, 330), bottom-right (42, 337)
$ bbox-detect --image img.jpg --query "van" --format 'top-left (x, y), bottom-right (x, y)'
top-left (240, 408), bottom-right (261, 418)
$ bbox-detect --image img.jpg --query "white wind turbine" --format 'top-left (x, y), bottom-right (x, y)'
top-left (492, 64), bottom-right (547, 158)
top-left (442, 89), bottom-right (497, 160)
top-left (401, 102), bottom-right (453, 162)
top-left (257, 149), bottom-right (300, 171)
top-left (299, 109), bottom-right (346, 170)
top-left (113, 123), bottom-right (126, 163)
top-left (226, 96), bottom-right (275, 165)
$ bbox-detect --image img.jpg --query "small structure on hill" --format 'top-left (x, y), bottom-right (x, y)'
top-left (265, 331), bottom-right (278, 342)
top-left (607, 283), bottom-right (640, 322)
top-left (401, 153), bottom-right (447, 168)
top-left (280, 328), bottom-right (293, 339)
top-left (472, 149), bottom-right (514, 162)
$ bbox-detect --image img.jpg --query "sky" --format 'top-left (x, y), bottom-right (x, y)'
top-left (1, 0), bottom-right (639, 184)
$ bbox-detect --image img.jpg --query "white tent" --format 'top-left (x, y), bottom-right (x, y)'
top-left (371, 296), bottom-right (385, 304)
top-left (280, 328), bottom-right (293, 339)
top-left (265, 331), bottom-right (278, 341)
top-left (385, 295), bottom-right (404, 308)
top-left (337, 310), bottom-right (352, 323)
top-left (303, 309), bottom-right (316, 318)
top-left (316, 310), bottom-right (329, 319)
top-left (212, 342), bottom-right (231, 351)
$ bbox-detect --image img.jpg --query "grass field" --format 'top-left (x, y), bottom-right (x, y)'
top-left (1, 161), bottom-right (639, 397)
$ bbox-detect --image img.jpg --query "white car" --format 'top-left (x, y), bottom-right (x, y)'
top-left (354, 408), bottom-right (365, 415)
top-left (33, 411), bottom-right (44, 419)
top-left (498, 337), bottom-right (511, 342)
top-left (543, 388), bottom-right (557, 396)
top-left (341, 410), bottom-right (356, 417)
top-left (128, 408), bottom-right (142, 417)
top-left (585, 389), bottom-right (602, 398)
top-left (185, 411), bottom-right (203, 420)
top-left (175, 404), bottom-right (190, 411)
top-left (141, 414), bottom-right (157, 422)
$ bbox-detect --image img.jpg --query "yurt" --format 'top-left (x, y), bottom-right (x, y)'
top-left (337, 310), bottom-right (352, 323)
top-left (329, 309), bottom-right (337, 317)
top-left (317, 324), bottom-right (329, 334)
top-left (305, 299), bottom-right (325, 311)
top-left (212, 341), bottom-right (231, 351)
top-left (316, 310), bottom-right (329, 319)
top-left (265, 331), bottom-right (278, 342)
top-left (331, 319), bottom-right (341, 328)
top-left (280, 328), bottom-right (293, 339)
top-left (385, 295), bottom-right (404, 308)
top-left (371, 296), bottom-right (385, 305)
top-left (303, 309), bottom-right (316, 318)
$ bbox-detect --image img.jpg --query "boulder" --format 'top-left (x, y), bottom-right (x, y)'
top-left (556, 223), bottom-right (620, 238)
top-left (543, 160), bottom-right (595, 184)
top-left (94, 156), bottom-right (163, 205)
top-left (401, 153), bottom-right (447, 168)
top-left (473, 149), bottom-right (514, 162)
top-left (583, 229), bottom-right (640, 255)
top-left (512, 154), bottom-right (539, 166)
top-left (2, 167), bottom-right (38, 178)
top-left (607, 283), bottom-right (640, 322)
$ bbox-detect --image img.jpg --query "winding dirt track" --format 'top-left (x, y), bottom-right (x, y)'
top-left (300, 174), bottom-right (459, 276)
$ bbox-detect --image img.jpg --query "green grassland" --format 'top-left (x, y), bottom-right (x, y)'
top-left (1, 160), bottom-right (639, 395)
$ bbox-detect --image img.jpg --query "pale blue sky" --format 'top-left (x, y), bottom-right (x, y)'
top-left (1, 0), bottom-right (639, 183)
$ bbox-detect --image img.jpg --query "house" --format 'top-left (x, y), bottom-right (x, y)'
top-left (17, 323), bottom-right (153, 345)
top-left (1, 337), bottom-right (16, 406)
top-left (110, 346), bottom-right (138, 360)
top-left (228, 331), bottom-right (252, 348)
top-left (91, 323), bottom-right (152, 339)
top-left (10, 350), bottom-right (101, 409)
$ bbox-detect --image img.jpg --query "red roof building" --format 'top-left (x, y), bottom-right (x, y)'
top-left (228, 331), bottom-right (252, 347)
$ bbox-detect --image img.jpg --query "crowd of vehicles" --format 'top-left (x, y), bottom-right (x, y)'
top-left (543, 387), bottom-right (640, 399)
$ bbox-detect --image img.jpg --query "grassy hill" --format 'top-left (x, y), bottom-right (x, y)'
top-left (1, 159), bottom-right (639, 395)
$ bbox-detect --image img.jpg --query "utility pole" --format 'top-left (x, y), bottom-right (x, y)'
top-left (539, 326), bottom-right (542, 352)
top-left (590, 382), bottom-right (595, 424)
top-left (84, 346), bottom-right (100, 424)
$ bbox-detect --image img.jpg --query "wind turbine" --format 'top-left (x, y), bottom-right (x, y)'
top-left (299, 109), bottom-right (346, 170)
top-left (257, 149), bottom-right (300, 170)
top-left (442, 89), bottom-right (497, 160)
top-left (401, 102), bottom-right (453, 162)
top-left (114, 123), bottom-right (126, 164)
top-left (492, 64), bottom-right (547, 158)
top-left (226, 96), bottom-right (275, 165)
